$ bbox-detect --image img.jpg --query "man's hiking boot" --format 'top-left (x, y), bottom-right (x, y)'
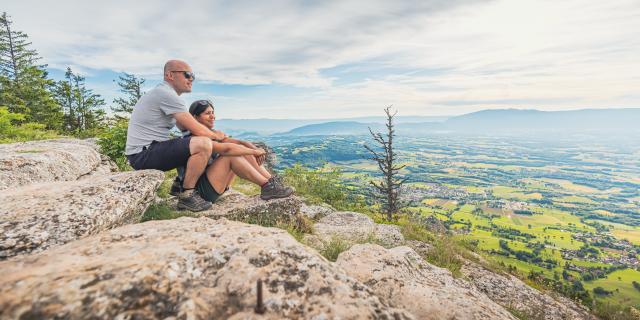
top-left (260, 177), bottom-right (294, 200)
top-left (169, 177), bottom-right (182, 196)
top-left (177, 189), bottom-right (212, 212)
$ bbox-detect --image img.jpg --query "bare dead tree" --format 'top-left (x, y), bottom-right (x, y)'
top-left (364, 106), bottom-right (408, 221)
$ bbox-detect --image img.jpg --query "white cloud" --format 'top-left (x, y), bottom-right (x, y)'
top-left (4, 0), bottom-right (639, 118)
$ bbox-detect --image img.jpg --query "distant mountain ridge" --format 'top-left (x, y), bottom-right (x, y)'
top-left (271, 108), bottom-right (639, 136)
top-left (216, 115), bottom-right (447, 135)
top-left (445, 108), bottom-right (640, 133)
top-left (280, 121), bottom-right (384, 136)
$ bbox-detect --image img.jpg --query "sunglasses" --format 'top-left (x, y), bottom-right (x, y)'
top-left (170, 70), bottom-right (195, 81)
top-left (195, 100), bottom-right (213, 108)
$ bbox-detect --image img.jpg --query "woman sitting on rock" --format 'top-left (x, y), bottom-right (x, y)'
top-left (171, 99), bottom-right (293, 207)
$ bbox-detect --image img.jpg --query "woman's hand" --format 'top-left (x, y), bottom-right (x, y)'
top-left (254, 148), bottom-right (267, 165)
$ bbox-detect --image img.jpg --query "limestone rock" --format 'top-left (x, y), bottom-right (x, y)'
top-left (299, 203), bottom-right (334, 220)
top-left (0, 139), bottom-right (103, 190)
top-left (0, 217), bottom-right (413, 320)
top-left (0, 170), bottom-right (164, 260)
top-left (462, 260), bottom-right (596, 320)
top-left (314, 211), bottom-right (376, 243)
top-left (78, 154), bottom-right (119, 179)
top-left (308, 212), bottom-right (406, 250)
top-left (195, 190), bottom-right (304, 226)
top-left (374, 224), bottom-right (405, 248)
top-left (336, 244), bottom-right (516, 320)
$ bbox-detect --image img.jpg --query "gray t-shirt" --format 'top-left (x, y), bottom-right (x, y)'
top-left (125, 81), bottom-right (187, 155)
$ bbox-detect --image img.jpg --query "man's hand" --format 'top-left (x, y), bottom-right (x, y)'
top-left (212, 130), bottom-right (226, 141)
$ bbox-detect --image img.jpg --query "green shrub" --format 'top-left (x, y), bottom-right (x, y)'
top-left (283, 163), bottom-right (369, 211)
top-left (0, 107), bottom-right (61, 143)
top-left (395, 214), bottom-right (435, 243)
top-left (97, 118), bottom-right (130, 170)
top-left (592, 301), bottom-right (637, 320)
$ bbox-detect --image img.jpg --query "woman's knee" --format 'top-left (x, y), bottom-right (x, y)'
top-left (228, 155), bottom-right (249, 164)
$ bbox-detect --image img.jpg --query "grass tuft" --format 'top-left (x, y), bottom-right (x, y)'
top-left (320, 237), bottom-right (351, 262)
top-left (425, 235), bottom-right (464, 277)
top-left (141, 201), bottom-right (192, 222)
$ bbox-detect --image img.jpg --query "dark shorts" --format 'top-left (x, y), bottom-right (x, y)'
top-left (195, 172), bottom-right (223, 202)
top-left (127, 137), bottom-right (192, 171)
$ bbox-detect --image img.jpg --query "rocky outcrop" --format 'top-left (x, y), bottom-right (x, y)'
top-left (299, 203), bottom-right (334, 220)
top-left (314, 211), bottom-right (377, 242)
top-left (0, 139), bottom-right (104, 190)
top-left (462, 260), bottom-right (596, 320)
top-left (0, 170), bottom-right (164, 260)
top-left (0, 139), bottom-right (600, 320)
top-left (405, 239), bottom-right (435, 257)
top-left (336, 244), bottom-right (517, 320)
top-left (195, 190), bottom-right (304, 226)
top-left (374, 224), bottom-right (405, 248)
top-left (0, 217), bottom-right (413, 320)
top-left (307, 211), bottom-right (405, 249)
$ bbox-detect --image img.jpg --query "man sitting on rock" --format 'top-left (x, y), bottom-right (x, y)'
top-left (125, 59), bottom-right (293, 212)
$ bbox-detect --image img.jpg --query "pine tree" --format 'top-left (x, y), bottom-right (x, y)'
top-left (112, 72), bottom-right (145, 118)
top-left (364, 106), bottom-right (408, 221)
top-left (52, 67), bottom-right (105, 134)
top-left (0, 12), bottom-right (62, 129)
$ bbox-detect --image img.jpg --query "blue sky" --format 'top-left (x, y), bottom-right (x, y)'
top-left (5, 0), bottom-right (640, 119)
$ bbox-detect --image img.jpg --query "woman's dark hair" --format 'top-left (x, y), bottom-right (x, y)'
top-left (189, 99), bottom-right (213, 116)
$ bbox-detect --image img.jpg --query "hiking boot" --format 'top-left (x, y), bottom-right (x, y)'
top-left (260, 177), bottom-right (294, 200)
top-left (177, 189), bottom-right (212, 212)
top-left (169, 177), bottom-right (182, 196)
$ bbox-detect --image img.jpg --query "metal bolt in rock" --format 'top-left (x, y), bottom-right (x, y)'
top-left (255, 278), bottom-right (266, 314)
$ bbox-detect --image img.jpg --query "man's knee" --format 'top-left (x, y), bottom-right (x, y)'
top-left (190, 136), bottom-right (212, 154)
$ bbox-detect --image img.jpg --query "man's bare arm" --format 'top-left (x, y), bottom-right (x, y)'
top-left (174, 112), bottom-right (225, 140)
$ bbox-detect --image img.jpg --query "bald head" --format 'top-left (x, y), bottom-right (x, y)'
top-left (164, 59), bottom-right (189, 76)
top-left (163, 59), bottom-right (193, 95)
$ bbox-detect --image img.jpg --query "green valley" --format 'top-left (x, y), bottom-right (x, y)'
top-left (261, 132), bottom-right (640, 309)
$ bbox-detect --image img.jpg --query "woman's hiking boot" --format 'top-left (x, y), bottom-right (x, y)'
top-left (260, 177), bottom-right (294, 200)
top-left (177, 189), bottom-right (212, 211)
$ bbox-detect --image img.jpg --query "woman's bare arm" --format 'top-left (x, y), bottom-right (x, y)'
top-left (211, 142), bottom-right (265, 157)
top-left (221, 137), bottom-right (256, 149)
